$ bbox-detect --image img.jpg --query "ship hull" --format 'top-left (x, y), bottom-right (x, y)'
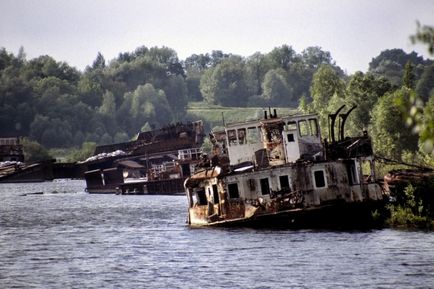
top-left (189, 200), bottom-right (385, 229)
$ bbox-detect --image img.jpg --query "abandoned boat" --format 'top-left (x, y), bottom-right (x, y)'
top-left (184, 107), bottom-right (385, 228)
top-left (83, 121), bottom-right (205, 194)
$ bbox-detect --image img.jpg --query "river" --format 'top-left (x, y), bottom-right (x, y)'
top-left (1, 180), bottom-right (433, 288)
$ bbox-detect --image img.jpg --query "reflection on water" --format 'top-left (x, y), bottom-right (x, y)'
top-left (1, 180), bottom-right (434, 288)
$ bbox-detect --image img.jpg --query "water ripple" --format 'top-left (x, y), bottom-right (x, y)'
top-left (1, 181), bottom-right (434, 288)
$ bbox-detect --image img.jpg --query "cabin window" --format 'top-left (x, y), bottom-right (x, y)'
top-left (247, 127), bottom-right (259, 144)
top-left (227, 129), bottom-right (237, 146)
top-left (181, 163), bottom-right (191, 177)
top-left (286, 121), bottom-right (297, 131)
top-left (196, 189), bottom-right (208, 205)
top-left (313, 170), bottom-right (327, 188)
top-left (279, 175), bottom-right (291, 191)
top-left (237, 128), bottom-right (246, 145)
top-left (309, 119), bottom-right (319, 136)
top-left (260, 178), bottom-right (270, 195)
top-left (287, 133), bottom-right (295, 142)
top-left (298, 120), bottom-right (309, 137)
top-left (212, 184), bottom-right (219, 203)
top-left (228, 183), bottom-right (240, 198)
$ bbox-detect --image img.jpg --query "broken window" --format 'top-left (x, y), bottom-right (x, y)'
top-left (237, 128), bottom-right (246, 145)
top-left (227, 129), bottom-right (237, 146)
top-left (260, 178), bottom-right (270, 195)
top-left (212, 184), bottom-right (219, 203)
top-left (196, 189), bottom-right (207, 205)
top-left (247, 127), bottom-right (259, 144)
top-left (298, 120), bottom-right (309, 137)
top-left (228, 183), bottom-right (240, 198)
top-left (286, 121), bottom-right (297, 131)
top-left (309, 119), bottom-right (318, 136)
top-left (313, 170), bottom-right (326, 188)
top-left (279, 175), bottom-right (291, 191)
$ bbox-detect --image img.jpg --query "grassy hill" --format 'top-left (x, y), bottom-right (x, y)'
top-left (186, 102), bottom-right (298, 131)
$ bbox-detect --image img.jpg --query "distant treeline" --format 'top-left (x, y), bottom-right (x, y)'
top-left (0, 45), bottom-right (433, 164)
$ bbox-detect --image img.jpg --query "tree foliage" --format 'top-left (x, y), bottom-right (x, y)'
top-left (345, 72), bottom-right (392, 136)
top-left (0, 46), bottom-right (186, 149)
top-left (370, 88), bottom-right (419, 159)
top-left (21, 137), bottom-right (52, 162)
top-left (369, 48), bottom-right (431, 87)
top-left (411, 22), bottom-right (434, 55)
top-left (0, 43), bottom-right (432, 167)
top-left (310, 64), bottom-right (345, 132)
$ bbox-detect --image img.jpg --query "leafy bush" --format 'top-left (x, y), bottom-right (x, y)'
top-left (386, 182), bottom-right (434, 229)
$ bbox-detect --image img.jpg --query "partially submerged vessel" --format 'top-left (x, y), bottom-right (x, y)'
top-left (184, 107), bottom-right (385, 228)
top-left (83, 121), bottom-right (205, 194)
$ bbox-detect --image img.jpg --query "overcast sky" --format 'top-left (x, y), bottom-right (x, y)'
top-left (1, 0), bottom-right (433, 73)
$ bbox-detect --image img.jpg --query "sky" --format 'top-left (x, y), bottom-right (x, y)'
top-left (1, 0), bottom-right (433, 74)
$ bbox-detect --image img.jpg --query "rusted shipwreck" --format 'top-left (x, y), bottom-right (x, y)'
top-left (83, 121), bottom-right (205, 194)
top-left (184, 108), bottom-right (385, 227)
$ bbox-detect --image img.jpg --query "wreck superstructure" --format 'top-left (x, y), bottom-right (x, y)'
top-left (83, 121), bottom-right (205, 194)
top-left (184, 108), bottom-right (384, 227)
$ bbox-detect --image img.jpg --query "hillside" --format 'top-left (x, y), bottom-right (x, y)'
top-left (186, 102), bottom-right (298, 131)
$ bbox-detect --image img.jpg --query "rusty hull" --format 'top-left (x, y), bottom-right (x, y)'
top-left (185, 158), bottom-right (383, 227)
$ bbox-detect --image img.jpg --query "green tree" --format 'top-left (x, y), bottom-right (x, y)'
top-left (262, 68), bottom-right (293, 105)
top-left (184, 53), bottom-right (212, 72)
top-left (199, 67), bottom-right (216, 104)
top-left (184, 53), bottom-right (213, 101)
top-left (21, 138), bottom-right (51, 162)
top-left (163, 74), bottom-right (187, 120)
top-left (127, 83), bottom-right (173, 132)
top-left (410, 22), bottom-right (434, 55)
top-left (185, 73), bottom-right (203, 101)
top-left (416, 64), bottom-right (434, 102)
top-left (68, 142), bottom-right (97, 162)
top-left (370, 88), bottom-right (419, 159)
top-left (267, 45), bottom-right (296, 70)
top-left (77, 73), bottom-right (104, 108)
top-left (91, 52), bottom-right (106, 70)
top-left (419, 93), bottom-right (434, 154)
top-left (345, 72), bottom-right (392, 136)
top-left (199, 56), bottom-right (248, 106)
top-left (301, 46), bottom-right (334, 70)
top-left (310, 64), bottom-right (345, 132)
top-left (99, 90), bottom-right (116, 115)
top-left (369, 49), bottom-right (429, 87)
top-left (245, 52), bottom-right (271, 96)
top-left (403, 61), bottom-right (416, 89)
top-left (409, 23), bottom-right (434, 156)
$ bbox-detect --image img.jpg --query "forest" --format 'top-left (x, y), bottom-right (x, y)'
top-left (1, 24), bottom-right (434, 168)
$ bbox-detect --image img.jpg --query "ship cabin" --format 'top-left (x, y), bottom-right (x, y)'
top-left (185, 110), bottom-right (383, 226)
top-left (223, 111), bottom-right (323, 167)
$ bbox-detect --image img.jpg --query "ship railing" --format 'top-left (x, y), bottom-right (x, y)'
top-left (178, 148), bottom-right (203, 160)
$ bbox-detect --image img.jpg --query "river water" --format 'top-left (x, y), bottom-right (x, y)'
top-left (1, 180), bottom-right (434, 289)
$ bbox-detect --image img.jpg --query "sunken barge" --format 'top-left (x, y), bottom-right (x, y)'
top-left (184, 108), bottom-right (385, 228)
top-left (83, 121), bottom-right (205, 195)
